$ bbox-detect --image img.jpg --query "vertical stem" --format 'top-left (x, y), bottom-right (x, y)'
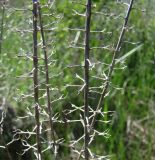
top-left (84, 0), bottom-right (91, 159)
top-left (77, 1), bottom-right (134, 159)
top-left (38, 3), bottom-right (57, 158)
top-left (0, 1), bottom-right (5, 56)
top-left (32, 1), bottom-right (42, 160)
top-left (90, 0), bottom-right (134, 130)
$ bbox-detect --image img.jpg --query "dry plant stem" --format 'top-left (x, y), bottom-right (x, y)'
top-left (90, 0), bottom-right (134, 130)
top-left (77, 0), bottom-right (134, 159)
top-left (32, 2), bottom-right (42, 160)
top-left (0, 1), bottom-right (5, 55)
top-left (38, 3), bottom-right (57, 158)
top-left (84, 0), bottom-right (92, 159)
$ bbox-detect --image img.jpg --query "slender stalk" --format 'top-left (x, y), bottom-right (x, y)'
top-left (38, 3), bottom-right (57, 158)
top-left (77, 0), bottom-right (134, 159)
top-left (84, 0), bottom-right (92, 159)
top-left (90, 0), bottom-right (134, 130)
top-left (32, 1), bottom-right (42, 160)
top-left (0, 1), bottom-right (5, 56)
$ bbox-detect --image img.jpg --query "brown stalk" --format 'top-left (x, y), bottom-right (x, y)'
top-left (83, 0), bottom-right (92, 159)
top-left (38, 2), bottom-right (57, 158)
top-left (77, 0), bottom-right (134, 159)
top-left (90, 0), bottom-right (134, 130)
top-left (32, 2), bottom-right (42, 160)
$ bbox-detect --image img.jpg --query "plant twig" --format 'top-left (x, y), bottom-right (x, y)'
top-left (32, 1), bottom-right (42, 160)
top-left (77, 0), bottom-right (134, 159)
top-left (38, 2), bottom-right (57, 159)
top-left (90, 0), bottom-right (134, 131)
top-left (83, 0), bottom-right (92, 159)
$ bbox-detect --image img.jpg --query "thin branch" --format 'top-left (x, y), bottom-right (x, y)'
top-left (83, 0), bottom-right (92, 159)
top-left (32, 1), bottom-right (42, 160)
top-left (90, 0), bottom-right (135, 131)
top-left (77, 1), bottom-right (134, 159)
top-left (38, 2), bottom-right (57, 158)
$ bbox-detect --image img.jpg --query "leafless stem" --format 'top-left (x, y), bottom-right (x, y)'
top-left (32, 1), bottom-right (42, 160)
top-left (38, 2), bottom-right (57, 158)
top-left (90, 0), bottom-right (134, 131)
top-left (77, 1), bottom-right (134, 159)
top-left (83, 0), bottom-right (92, 159)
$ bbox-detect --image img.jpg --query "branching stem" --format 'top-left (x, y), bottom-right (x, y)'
top-left (90, 0), bottom-right (134, 130)
top-left (84, 0), bottom-right (92, 159)
top-left (77, 0), bottom-right (134, 159)
top-left (32, 2), bottom-right (42, 160)
top-left (38, 2), bottom-right (57, 159)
